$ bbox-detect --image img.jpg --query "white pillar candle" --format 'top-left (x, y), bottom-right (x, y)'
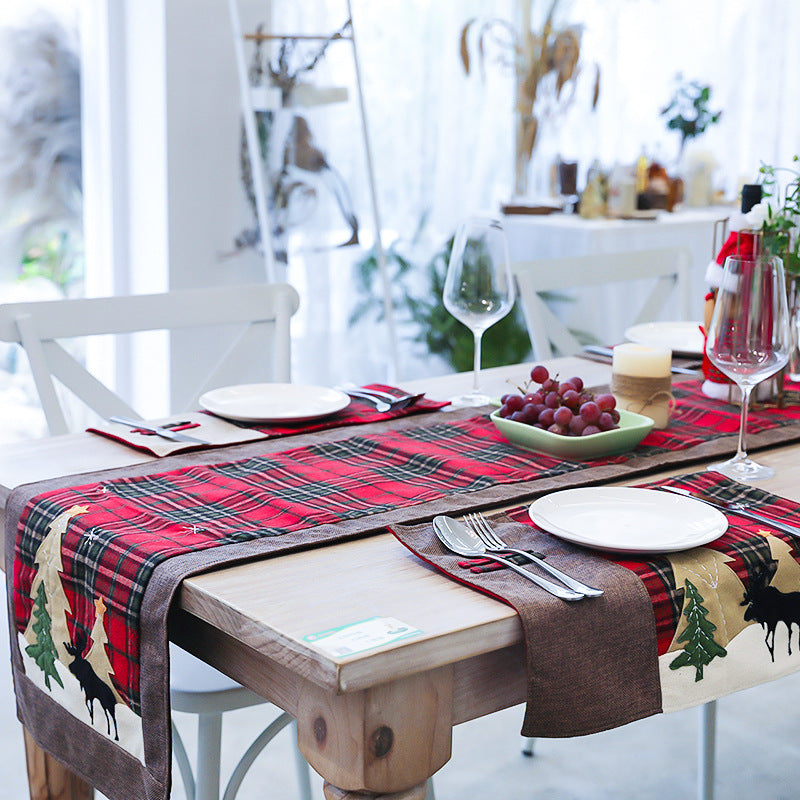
top-left (612, 343), bottom-right (672, 377)
top-left (611, 343), bottom-right (673, 428)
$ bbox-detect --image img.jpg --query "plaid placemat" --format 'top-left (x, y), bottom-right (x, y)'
top-left (392, 470), bottom-right (800, 736)
top-left (9, 379), bottom-right (800, 798)
top-left (87, 384), bottom-right (449, 456)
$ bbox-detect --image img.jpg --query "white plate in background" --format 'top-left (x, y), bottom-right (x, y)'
top-left (624, 321), bottom-right (705, 356)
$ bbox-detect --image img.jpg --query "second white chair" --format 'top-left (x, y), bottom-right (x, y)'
top-left (511, 247), bottom-right (692, 360)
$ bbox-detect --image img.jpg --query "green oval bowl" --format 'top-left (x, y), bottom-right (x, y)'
top-left (489, 408), bottom-right (654, 461)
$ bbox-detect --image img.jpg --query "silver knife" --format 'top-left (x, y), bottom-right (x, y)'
top-left (109, 416), bottom-right (210, 444)
top-left (657, 485), bottom-right (800, 538)
top-left (581, 345), bottom-right (701, 375)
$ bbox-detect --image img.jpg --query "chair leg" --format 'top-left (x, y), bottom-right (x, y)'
top-left (698, 701), bottom-right (717, 800)
top-left (173, 720), bottom-right (197, 800)
top-left (521, 736), bottom-right (535, 757)
top-left (290, 719), bottom-right (313, 800)
top-left (197, 712), bottom-right (223, 800)
top-left (222, 712), bottom-right (311, 800)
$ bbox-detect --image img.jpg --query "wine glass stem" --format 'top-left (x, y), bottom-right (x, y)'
top-left (472, 330), bottom-right (483, 393)
top-left (736, 384), bottom-right (753, 461)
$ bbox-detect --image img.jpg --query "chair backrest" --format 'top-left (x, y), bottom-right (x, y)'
top-left (511, 247), bottom-right (692, 360)
top-left (0, 282), bottom-right (300, 435)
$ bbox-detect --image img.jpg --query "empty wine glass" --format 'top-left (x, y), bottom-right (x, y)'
top-left (443, 217), bottom-right (515, 406)
top-left (706, 254), bottom-right (791, 480)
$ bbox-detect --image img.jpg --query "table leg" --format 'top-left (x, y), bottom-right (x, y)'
top-left (23, 727), bottom-right (94, 800)
top-left (322, 781), bottom-right (428, 800)
top-left (297, 666), bottom-right (453, 797)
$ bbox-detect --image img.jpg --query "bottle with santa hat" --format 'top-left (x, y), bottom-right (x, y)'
top-left (701, 183), bottom-right (764, 400)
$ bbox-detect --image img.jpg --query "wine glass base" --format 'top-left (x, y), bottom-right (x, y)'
top-left (446, 392), bottom-right (493, 409)
top-left (708, 456), bottom-right (775, 482)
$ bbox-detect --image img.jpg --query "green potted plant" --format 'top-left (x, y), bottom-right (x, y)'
top-left (744, 156), bottom-right (800, 380)
top-left (660, 74), bottom-right (722, 160)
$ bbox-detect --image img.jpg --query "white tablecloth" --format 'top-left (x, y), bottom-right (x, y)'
top-left (502, 207), bottom-right (732, 347)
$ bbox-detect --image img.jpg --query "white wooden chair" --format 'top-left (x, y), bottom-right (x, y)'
top-left (511, 247), bottom-right (692, 359)
top-left (0, 282), bottom-right (299, 436)
top-left (0, 283), bottom-right (312, 800)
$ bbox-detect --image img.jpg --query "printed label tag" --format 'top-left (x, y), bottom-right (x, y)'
top-left (303, 616), bottom-right (422, 657)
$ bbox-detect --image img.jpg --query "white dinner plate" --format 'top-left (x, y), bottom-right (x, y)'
top-left (528, 487), bottom-right (728, 553)
top-left (624, 321), bottom-right (705, 356)
top-left (199, 383), bottom-right (350, 423)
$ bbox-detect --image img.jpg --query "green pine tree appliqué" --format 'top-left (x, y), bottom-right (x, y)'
top-left (669, 578), bottom-right (727, 681)
top-left (24, 582), bottom-right (64, 690)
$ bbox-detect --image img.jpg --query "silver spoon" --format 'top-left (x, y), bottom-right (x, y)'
top-left (432, 516), bottom-right (585, 601)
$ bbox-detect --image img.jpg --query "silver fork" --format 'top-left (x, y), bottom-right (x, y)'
top-left (467, 512), bottom-right (604, 597)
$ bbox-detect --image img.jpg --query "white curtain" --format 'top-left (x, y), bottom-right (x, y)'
top-left (293, 0), bottom-right (800, 240)
top-left (263, 0), bottom-right (800, 385)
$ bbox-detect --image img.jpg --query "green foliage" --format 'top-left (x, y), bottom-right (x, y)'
top-left (660, 74), bottom-right (722, 152)
top-left (669, 579), bottom-right (727, 682)
top-left (409, 237), bottom-right (532, 372)
top-left (25, 582), bottom-right (64, 691)
top-left (19, 230), bottom-right (83, 293)
top-left (351, 226), bottom-right (531, 372)
top-left (757, 155), bottom-right (800, 276)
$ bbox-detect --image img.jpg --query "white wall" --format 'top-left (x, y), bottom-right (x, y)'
top-left (82, 0), bottom-right (268, 416)
top-left (164, 0), bottom-right (270, 409)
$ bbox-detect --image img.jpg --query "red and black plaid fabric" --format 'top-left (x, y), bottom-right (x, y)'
top-left (13, 379), bottom-right (800, 714)
top-left (638, 380), bottom-right (800, 454)
top-left (508, 470), bottom-right (800, 655)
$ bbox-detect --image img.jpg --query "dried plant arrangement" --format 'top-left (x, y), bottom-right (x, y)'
top-left (232, 19), bottom-right (359, 265)
top-left (460, 0), bottom-right (599, 196)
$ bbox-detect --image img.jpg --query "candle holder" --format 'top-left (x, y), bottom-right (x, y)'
top-left (610, 343), bottom-right (673, 429)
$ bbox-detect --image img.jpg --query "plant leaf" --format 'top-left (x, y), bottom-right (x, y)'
top-left (592, 64), bottom-right (600, 109)
top-left (459, 20), bottom-right (474, 74)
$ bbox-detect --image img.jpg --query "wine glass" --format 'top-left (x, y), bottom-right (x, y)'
top-left (443, 217), bottom-right (515, 406)
top-left (705, 254), bottom-right (791, 480)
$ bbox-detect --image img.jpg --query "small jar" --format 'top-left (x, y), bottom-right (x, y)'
top-left (611, 343), bottom-right (672, 428)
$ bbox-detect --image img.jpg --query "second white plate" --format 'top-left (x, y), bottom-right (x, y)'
top-left (528, 487), bottom-right (728, 553)
top-left (624, 321), bottom-right (705, 355)
top-left (199, 383), bottom-right (350, 423)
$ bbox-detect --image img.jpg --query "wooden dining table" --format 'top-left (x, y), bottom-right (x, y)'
top-left (4, 356), bottom-right (800, 800)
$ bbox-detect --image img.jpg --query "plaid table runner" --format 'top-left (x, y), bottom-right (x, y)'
top-left (8, 379), bottom-right (800, 798)
top-left (391, 470), bottom-right (800, 737)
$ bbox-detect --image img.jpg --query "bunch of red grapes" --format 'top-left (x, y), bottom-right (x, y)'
top-left (498, 365), bottom-right (620, 437)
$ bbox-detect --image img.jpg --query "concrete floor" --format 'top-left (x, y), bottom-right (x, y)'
top-left (2, 588), bottom-right (800, 800)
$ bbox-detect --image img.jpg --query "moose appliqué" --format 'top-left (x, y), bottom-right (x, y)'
top-left (64, 632), bottom-right (119, 740)
top-left (741, 567), bottom-right (800, 662)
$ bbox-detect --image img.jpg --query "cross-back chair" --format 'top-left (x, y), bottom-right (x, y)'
top-left (0, 282), bottom-right (312, 800)
top-left (511, 247), bottom-right (692, 359)
top-left (0, 282), bottom-right (299, 436)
